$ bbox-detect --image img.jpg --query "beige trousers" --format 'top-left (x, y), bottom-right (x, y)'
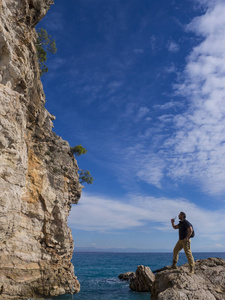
top-left (173, 239), bottom-right (195, 267)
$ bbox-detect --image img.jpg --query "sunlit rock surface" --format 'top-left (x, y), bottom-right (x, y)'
top-left (151, 258), bottom-right (225, 300)
top-left (0, 0), bottom-right (82, 298)
top-left (129, 265), bottom-right (155, 292)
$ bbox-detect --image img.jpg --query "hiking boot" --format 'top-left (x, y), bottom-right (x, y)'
top-left (171, 261), bottom-right (178, 270)
top-left (189, 265), bottom-right (195, 274)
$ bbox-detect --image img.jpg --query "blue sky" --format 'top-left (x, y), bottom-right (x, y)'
top-left (38, 0), bottom-right (225, 252)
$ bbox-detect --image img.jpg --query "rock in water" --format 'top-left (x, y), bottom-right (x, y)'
top-left (129, 265), bottom-right (155, 292)
top-left (0, 0), bottom-right (82, 298)
top-left (118, 271), bottom-right (136, 281)
top-left (151, 258), bottom-right (225, 300)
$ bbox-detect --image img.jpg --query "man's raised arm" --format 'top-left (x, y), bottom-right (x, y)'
top-left (171, 219), bottom-right (179, 229)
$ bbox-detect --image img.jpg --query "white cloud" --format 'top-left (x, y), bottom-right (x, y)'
top-left (49, 57), bottom-right (66, 70)
top-left (128, 2), bottom-right (225, 195)
top-left (107, 81), bottom-right (123, 95)
top-left (136, 155), bottom-right (165, 188)
top-left (64, 0), bottom-right (225, 197)
top-left (164, 64), bottom-right (177, 74)
top-left (68, 193), bottom-right (225, 241)
top-left (188, 2), bottom-right (225, 37)
top-left (154, 101), bottom-right (183, 110)
top-left (68, 194), bottom-right (148, 231)
top-left (164, 2), bottom-right (225, 195)
top-left (115, 144), bottom-right (166, 189)
top-left (194, 0), bottom-right (219, 10)
top-left (158, 114), bottom-right (174, 122)
top-left (135, 106), bottom-right (150, 122)
top-left (167, 41), bottom-right (180, 53)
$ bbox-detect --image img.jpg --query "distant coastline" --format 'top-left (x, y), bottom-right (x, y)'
top-left (74, 247), bottom-right (225, 253)
top-left (74, 247), bottom-right (168, 253)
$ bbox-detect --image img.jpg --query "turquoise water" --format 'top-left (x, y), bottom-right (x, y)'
top-left (47, 252), bottom-right (225, 300)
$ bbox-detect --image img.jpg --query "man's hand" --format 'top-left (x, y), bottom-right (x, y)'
top-left (171, 219), bottom-right (179, 229)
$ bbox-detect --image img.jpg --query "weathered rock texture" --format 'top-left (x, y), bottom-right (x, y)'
top-left (151, 258), bottom-right (225, 300)
top-left (129, 265), bottom-right (155, 292)
top-left (118, 271), bottom-right (135, 281)
top-left (0, 0), bottom-right (82, 299)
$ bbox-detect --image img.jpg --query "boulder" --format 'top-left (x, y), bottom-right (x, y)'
top-left (118, 271), bottom-right (135, 281)
top-left (151, 257), bottom-right (225, 300)
top-left (129, 265), bottom-right (155, 292)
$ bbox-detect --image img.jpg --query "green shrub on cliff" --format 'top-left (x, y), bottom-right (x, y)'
top-left (70, 144), bottom-right (87, 156)
top-left (71, 144), bottom-right (94, 185)
top-left (78, 169), bottom-right (94, 185)
top-left (35, 28), bottom-right (57, 76)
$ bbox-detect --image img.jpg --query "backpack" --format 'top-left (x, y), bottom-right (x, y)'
top-left (190, 227), bottom-right (195, 238)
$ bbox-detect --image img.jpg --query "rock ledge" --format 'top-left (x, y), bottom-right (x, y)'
top-left (120, 258), bottom-right (225, 299)
top-left (152, 257), bottom-right (225, 300)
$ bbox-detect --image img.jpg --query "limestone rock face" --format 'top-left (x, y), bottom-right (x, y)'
top-left (0, 0), bottom-right (82, 299)
top-left (129, 265), bottom-right (155, 292)
top-left (151, 258), bottom-right (225, 300)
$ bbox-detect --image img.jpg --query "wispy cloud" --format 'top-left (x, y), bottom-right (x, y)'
top-left (134, 49), bottom-right (144, 54)
top-left (165, 2), bottom-right (225, 195)
top-left (167, 41), bottom-right (180, 53)
top-left (119, 1), bottom-right (225, 196)
top-left (164, 64), bottom-right (177, 74)
top-left (43, 0), bottom-right (225, 197)
top-left (107, 81), bottom-right (124, 95)
top-left (136, 153), bottom-right (165, 188)
top-left (41, 11), bottom-right (65, 31)
top-left (135, 106), bottom-right (150, 122)
top-left (195, 0), bottom-right (219, 9)
top-left (69, 194), bottom-right (148, 231)
top-left (150, 35), bottom-right (156, 52)
top-left (49, 57), bottom-right (66, 70)
top-left (154, 101), bottom-right (183, 110)
top-left (69, 192), bottom-right (225, 241)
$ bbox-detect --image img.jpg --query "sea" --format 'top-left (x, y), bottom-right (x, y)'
top-left (45, 252), bottom-right (225, 300)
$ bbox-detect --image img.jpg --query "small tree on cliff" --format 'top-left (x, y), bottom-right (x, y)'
top-left (78, 169), bottom-right (94, 185)
top-left (71, 144), bottom-right (87, 156)
top-left (71, 144), bottom-right (94, 185)
top-left (35, 28), bottom-right (57, 76)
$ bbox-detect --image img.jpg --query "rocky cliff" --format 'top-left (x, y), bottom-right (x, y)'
top-left (151, 258), bottom-right (225, 299)
top-left (121, 258), bottom-right (225, 299)
top-left (0, 0), bottom-right (82, 298)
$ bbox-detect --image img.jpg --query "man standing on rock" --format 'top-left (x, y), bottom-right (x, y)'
top-left (171, 212), bottom-right (195, 274)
